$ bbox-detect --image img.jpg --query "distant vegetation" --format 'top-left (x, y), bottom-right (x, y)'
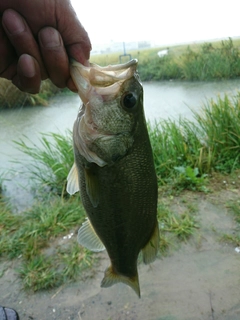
top-left (92, 38), bottom-right (240, 81)
top-left (1, 38), bottom-right (240, 108)
top-left (0, 78), bottom-right (60, 109)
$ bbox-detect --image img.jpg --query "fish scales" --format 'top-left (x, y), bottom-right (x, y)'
top-left (67, 59), bottom-right (159, 297)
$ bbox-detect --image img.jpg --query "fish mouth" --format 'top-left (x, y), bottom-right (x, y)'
top-left (70, 59), bottom-right (138, 104)
top-left (71, 58), bottom-right (139, 135)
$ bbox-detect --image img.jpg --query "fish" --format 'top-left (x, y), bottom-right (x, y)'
top-left (67, 58), bottom-right (159, 297)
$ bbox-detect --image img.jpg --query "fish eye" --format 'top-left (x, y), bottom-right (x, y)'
top-left (121, 92), bottom-right (137, 109)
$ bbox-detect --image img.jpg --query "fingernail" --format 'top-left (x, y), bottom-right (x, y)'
top-left (39, 28), bottom-right (61, 48)
top-left (3, 10), bottom-right (25, 35)
top-left (20, 55), bottom-right (36, 78)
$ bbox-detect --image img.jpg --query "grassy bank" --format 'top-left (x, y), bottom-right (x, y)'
top-left (92, 38), bottom-right (240, 81)
top-left (150, 93), bottom-right (240, 186)
top-left (0, 91), bottom-right (240, 291)
top-left (0, 79), bottom-right (60, 109)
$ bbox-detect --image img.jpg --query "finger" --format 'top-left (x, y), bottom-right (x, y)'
top-left (55, 2), bottom-right (91, 65)
top-left (0, 22), bottom-right (17, 80)
top-left (2, 9), bottom-right (48, 79)
top-left (12, 54), bottom-right (41, 94)
top-left (38, 27), bottom-right (70, 88)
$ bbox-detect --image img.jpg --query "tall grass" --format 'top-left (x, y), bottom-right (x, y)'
top-left (0, 194), bottom-right (95, 291)
top-left (0, 196), bottom-right (83, 259)
top-left (149, 92), bottom-right (240, 183)
top-left (193, 94), bottom-right (240, 172)
top-left (14, 131), bottom-right (74, 196)
top-left (92, 38), bottom-right (240, 81)
top-left (180, 39), bottom-right (240, 80)
top-left (0, 79), bottom-right (60, 109)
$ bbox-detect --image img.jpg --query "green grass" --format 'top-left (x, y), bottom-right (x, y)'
top-left (91, 38), bottom-right (240, 81)
top-left (193, 94), bottom-right (240, 172)
top-left (0, 193), bottom-right (96, 291)
top-left (158, 203), bottom-right (198, 247)
top-left (220, 200), bottom-right (240, 246)
top-left (0, 196), bottom-right (84, 259)
top-left (0, 190), bottom-right (197, 291)
top-left (18, 255), bottom-right (62, 291)
top-left (180, 40), bottom-right (240, 80)
top-left (13, 131), bottom-right (74, 196)
top-left (148, 91), bottom-right (240, 187)
top-left (18, 244), bottom-right (94, 291)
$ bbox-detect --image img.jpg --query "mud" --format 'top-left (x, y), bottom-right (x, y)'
top-left (1, 189), bottom-right (240, 320)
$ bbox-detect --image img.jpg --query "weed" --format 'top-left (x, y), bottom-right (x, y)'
top-left (60, 243), bottom-right (95, 281)
top-left (193, 94), bottom-right (240, 173)
top-left (2, 196), bottom-right (85, 260)
top-left (13, 131), bottom-right (74, 196)
top-left (148, 91), bottom-right (240, 185)
top-left (220, 200), bottom-right (240, 246)
top-left (18, 255), bottom-right (61, 291)
top-left (0, 192), bottom-right (98, 291)
top-left (173, 166), bottom-right (208, 192)
top-left (158, 203), bottom-right (198, 243)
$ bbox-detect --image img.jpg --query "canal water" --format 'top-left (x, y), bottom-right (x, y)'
top-left (0, 79), bottom-right (240, 209)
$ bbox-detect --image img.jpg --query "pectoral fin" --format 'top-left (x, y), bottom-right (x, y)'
top-left (142, 221), bottom-right (159, 264)
top-left (84, 167), bottom-right (99, 208)
top-left (66, 163), bottom-right (79, 195)
top-left (78, 218), bottom-right (105, 252)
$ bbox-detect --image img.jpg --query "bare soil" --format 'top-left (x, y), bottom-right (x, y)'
top-left (1, 179), bottom-right (240, 320)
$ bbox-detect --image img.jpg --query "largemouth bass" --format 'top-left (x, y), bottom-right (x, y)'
top-left (67, 59), bottom-right (159, 297)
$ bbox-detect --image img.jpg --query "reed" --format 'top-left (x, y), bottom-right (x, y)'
top-left (14, 131), bottom-right (74, 196)
top-left (0, 79), bottom-right (60, 109)
top-left (148, 91), bottom-right (240, 185)
top-left (91, 38), bottom-right (240, 81)
top-left (193, 93), bottom-right (240, 172)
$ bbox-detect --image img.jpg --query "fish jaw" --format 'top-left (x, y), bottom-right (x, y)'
top-left (70, 59), bottom-right (142, 167)
top-left (70, 59), bottom-right (138, 106)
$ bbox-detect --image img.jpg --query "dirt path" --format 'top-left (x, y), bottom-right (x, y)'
top-left (1, 188), bottom-right (240, 320)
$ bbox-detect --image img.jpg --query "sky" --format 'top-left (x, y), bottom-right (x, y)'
top-left (71, 0), bottom-right (240, 48)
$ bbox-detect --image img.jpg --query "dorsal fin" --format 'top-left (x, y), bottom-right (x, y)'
top-left (78, 218), bottom-right (105, 252)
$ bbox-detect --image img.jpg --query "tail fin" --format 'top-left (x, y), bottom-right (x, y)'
top-left (101, 266), bottom-right (140, 298)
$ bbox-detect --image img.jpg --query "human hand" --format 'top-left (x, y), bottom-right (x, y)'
top-left (0, 0), bottom-right (91, 93)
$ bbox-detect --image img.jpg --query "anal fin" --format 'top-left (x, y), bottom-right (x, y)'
top-left (142, 221), bottom-right (159, 264)
top-left (78, 218), bottom-right (105, 252)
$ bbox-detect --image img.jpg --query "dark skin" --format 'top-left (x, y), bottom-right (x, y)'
top-left (0, 0), bottom-right (91, 93)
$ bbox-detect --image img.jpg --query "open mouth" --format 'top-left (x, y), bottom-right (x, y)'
top-left (70, 59), bottom-right (138, 104)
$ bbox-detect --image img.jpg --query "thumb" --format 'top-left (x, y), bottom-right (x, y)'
top-left (56, 1), bottom-right (91, 65)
